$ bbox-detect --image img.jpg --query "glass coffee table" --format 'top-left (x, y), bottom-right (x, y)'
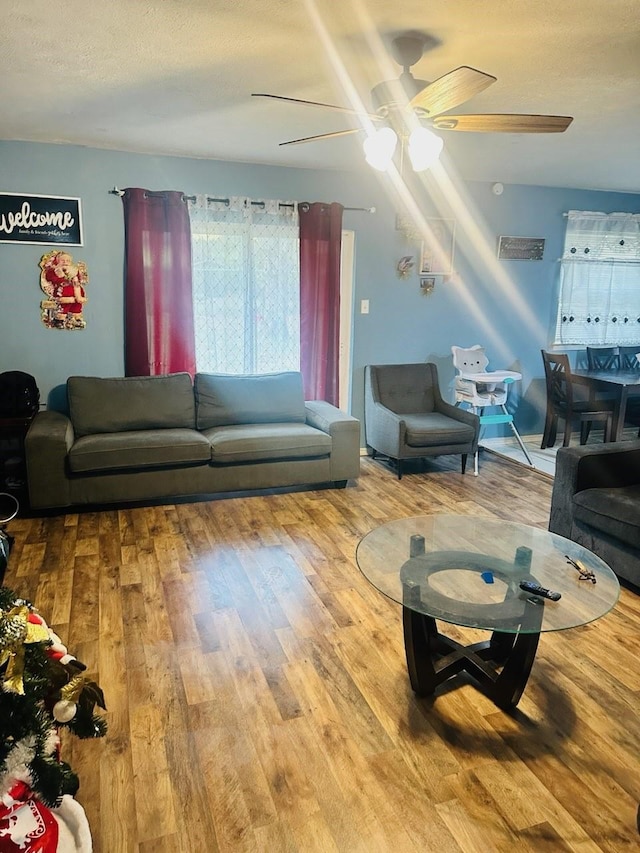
top-left (356, 515), bottom-right (619, 709)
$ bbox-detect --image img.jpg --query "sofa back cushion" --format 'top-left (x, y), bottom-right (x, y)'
top-left (68, 373), bottom-right (196, 437)
top-left (195, 371), bottom-right (306, 429)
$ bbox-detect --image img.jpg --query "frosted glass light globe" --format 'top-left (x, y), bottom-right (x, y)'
top-left (363, 128), bottom-right (398, 171)
top-left (408, 127), bottom-right (443, 172)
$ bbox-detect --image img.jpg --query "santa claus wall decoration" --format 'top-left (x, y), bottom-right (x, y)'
top-left (39, 251), bottom-right (88, 330)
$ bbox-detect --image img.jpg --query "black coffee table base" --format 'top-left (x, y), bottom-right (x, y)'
top-left (403, 609), bottom-right (540, 710)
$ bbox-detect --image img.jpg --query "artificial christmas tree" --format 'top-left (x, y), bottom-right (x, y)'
top-left (0, 586), bottom-right (106, 851)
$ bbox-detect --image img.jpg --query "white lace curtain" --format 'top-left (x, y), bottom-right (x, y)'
top-left (555, 210), bottom-right (640, 345)
top-left (189, 195), bottom-right (300, 373)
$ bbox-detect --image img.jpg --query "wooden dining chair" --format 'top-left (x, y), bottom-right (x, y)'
top-left (586, 346), bottom-right (620, 370)
top-left (540, 351), bottom-right (614, 449)
top-left (617, 346), bottom-right (640, 435)
top-left (618, 346), bottom-right (640, 370)
top-left (585, 345), bottom-right (622, 407)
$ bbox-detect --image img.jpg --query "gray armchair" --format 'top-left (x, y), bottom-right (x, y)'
top-left (364, 363), bottom-right (480, 479)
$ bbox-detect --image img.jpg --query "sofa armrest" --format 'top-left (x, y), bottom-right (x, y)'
top-left (305, 401), bottom-right (360, 481)
top-left (362, 401), bottom-right (407, 458)
top-left (25, 411), bottom-right (75, 509)
top-left (437, 398), bottom-right (480, 429)
top-left (549, 440), bottom-right (640, 538)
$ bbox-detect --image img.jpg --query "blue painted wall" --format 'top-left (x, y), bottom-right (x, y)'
top-left (1, 140), bottom-right (638, 436)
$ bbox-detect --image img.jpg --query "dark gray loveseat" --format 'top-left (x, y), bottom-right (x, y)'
top-left (549, 440), bottom-right (640, 588)
top-left (25, 371), bottom-right (360, 510)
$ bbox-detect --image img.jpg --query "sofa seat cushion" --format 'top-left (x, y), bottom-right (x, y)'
top-left (68, 373), bottom-right (196, 437)
top-left (404, 413), bottom-right (476, 448)
top-left (68, 429), bottom-right (212, 474)
top-left (572, 485), bottom-right (640, 550)
top-left (203, 423), bottom-right (331, 464)
top-left (195, 371), bottom-right (306, 429)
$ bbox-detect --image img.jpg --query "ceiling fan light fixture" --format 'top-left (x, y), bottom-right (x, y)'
top-left (363, 127), bottom-right (398, 171)
top-left (407, 126), bottom-right (443, 172)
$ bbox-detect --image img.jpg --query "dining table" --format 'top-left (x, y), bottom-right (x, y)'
top-left (571, 369), bottom-right (640, 441)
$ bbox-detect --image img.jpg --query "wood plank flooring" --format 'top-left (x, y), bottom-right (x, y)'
top-left (5, 453), bottom-right (640, 852)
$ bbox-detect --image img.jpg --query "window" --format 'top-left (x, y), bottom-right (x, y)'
top-left (190, 196), bottom-right (300, 374)
top-left (554, 210), bottom-right (640, 346)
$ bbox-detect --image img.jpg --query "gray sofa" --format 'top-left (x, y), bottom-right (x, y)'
top-left (25, 371), bottom-right (360, 510)
top-left (549, 440), bottom-right (640, 588)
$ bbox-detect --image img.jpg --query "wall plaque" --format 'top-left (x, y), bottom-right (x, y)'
top-left (497, 235), bottom-right (545, 261)
top-left (0, 192), bottom-right (83, 245)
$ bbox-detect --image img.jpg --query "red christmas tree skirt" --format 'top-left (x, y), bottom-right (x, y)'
top-left (0, 785), bottom-right (92, 852)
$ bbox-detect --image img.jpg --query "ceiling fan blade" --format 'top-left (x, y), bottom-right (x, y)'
top-left (279, 128), bottom-right (362, 147)
top-left (252, 93), bottom-right (381, 121)
top-left (409, 66), bottom-right (497, 116)
top-left (432, 114), bottom-right (573, 133)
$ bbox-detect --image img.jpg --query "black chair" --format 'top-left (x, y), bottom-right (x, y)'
top-left (585, 345), bottom-right (640, 433)
top-left (586, 346), bottom-right (620, 370)
top-left (541, 351), bottom-right (614, 449)
top-left (618, 346), bottom-right (640, 370)
top-left (585, 346), bottom-right (623, 410)
top-left (617, 346), bottom-right (640, 434)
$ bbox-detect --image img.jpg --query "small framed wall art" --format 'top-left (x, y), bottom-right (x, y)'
top-left (420, 276), bottom-right (436, 295)
top-left (420, 218), bottom-right (455, 275)
top-left (497, 235), bottom-right (545, 260)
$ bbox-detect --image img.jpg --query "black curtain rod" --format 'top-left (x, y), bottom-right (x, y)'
top-left (109, 187), bottom-right (374, 213)
top-left (186, 195), bottom-right (291, 208)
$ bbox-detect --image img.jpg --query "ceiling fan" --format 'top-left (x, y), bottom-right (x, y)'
top-left (252, 33), bottom-right (573, 171)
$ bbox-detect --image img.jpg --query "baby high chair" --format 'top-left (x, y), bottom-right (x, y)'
top-left (451, 344), bottom-right (533, 475)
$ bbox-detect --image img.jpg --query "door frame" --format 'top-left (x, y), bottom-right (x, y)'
top-left (339, 229), bottom-right (355, 413)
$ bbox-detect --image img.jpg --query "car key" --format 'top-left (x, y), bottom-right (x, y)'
top-left (519, 581), bottom-right (561, 601)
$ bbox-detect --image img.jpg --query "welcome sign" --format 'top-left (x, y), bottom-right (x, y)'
top-left (0, 192), bottom-right (83, 245)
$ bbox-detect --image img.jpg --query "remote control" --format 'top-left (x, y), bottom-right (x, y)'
top-left (519, 581), bottom-right (561, 601)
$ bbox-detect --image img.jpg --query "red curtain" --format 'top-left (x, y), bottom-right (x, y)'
top-left (299, 201), bottom-right (343, 405)
top-left (121, 188), bottom-right (196, 377)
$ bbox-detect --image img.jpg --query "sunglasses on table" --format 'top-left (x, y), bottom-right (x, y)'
top-left (565, 555), bottom-right (597, 584)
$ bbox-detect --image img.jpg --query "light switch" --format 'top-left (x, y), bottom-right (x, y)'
top-left (360, 299), bottom-right (369, 314)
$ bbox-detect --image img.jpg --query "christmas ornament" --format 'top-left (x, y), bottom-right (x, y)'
top-left (52, 677), bottom-right (86, 723)
top-left (52, 700), bottom-right (77, 724)
top-left (0, 606), bottom-right (51, 694)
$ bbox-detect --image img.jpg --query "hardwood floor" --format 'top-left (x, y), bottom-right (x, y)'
top-left (5, 454), bottom-right (640, 852)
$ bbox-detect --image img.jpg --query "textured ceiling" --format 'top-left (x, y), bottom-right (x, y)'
top-left (3, 0), bottom-right (640, 192)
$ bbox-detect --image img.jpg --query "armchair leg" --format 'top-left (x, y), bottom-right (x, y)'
top-left (397, 459), bottom-right (403, 480)
top-left (462, 454), bottom-right (468, 475)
